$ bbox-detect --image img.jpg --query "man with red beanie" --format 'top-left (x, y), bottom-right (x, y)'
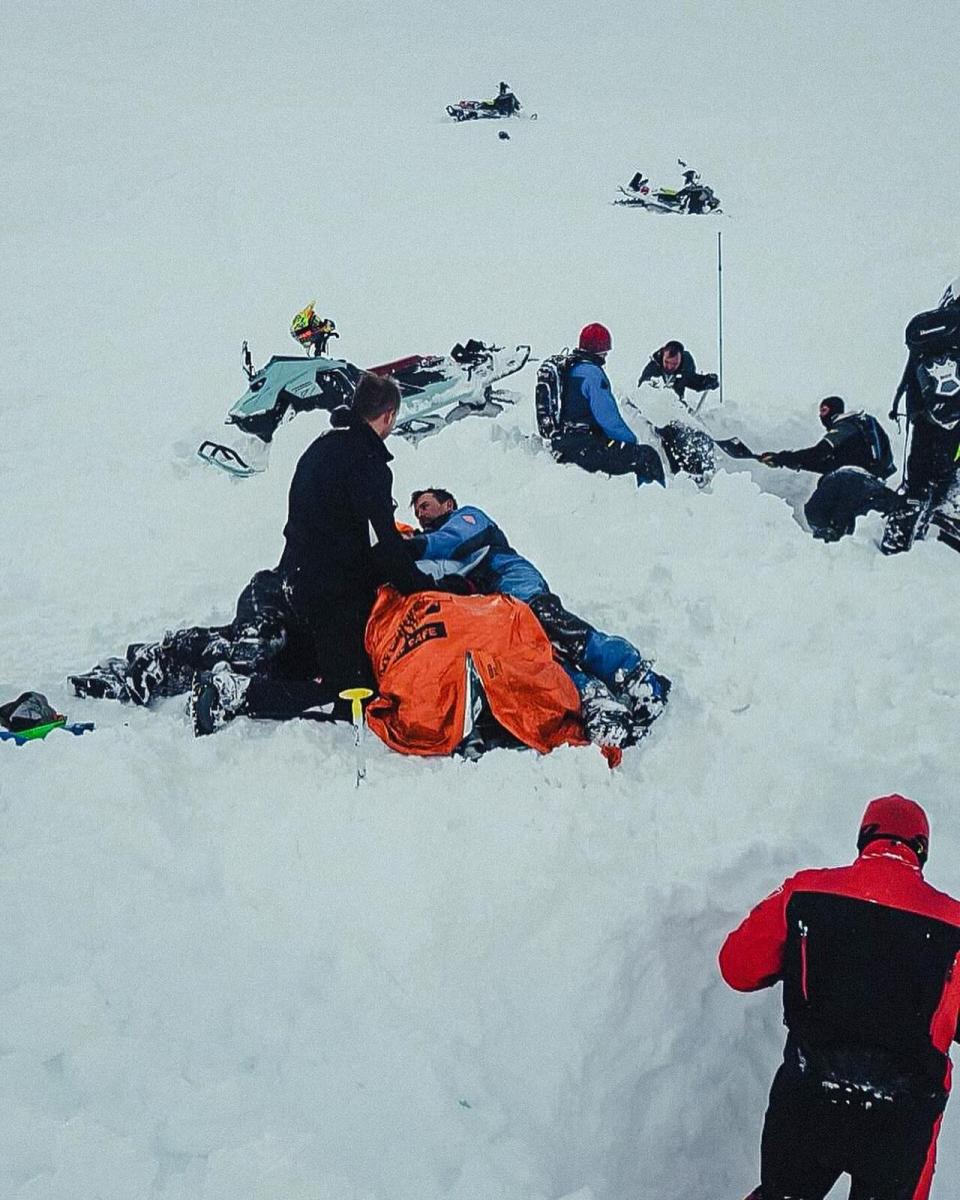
top-left (551, 323), bottom-right (664, 486)
top-left (720, 796), bottom-right (960, 1200)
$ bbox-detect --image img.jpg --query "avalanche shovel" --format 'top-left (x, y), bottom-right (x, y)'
top-left (339, 687), bottom-right (374, 787)
top-left (712, 436), bottom-right (759, 460)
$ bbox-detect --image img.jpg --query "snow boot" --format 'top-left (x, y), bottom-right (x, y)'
top-left (880, 498), bottom-right (929, 555)
top-left (579, 679), bottom-right (634, 749)
top-left (615, 662), bottom-right (671, 729)
top-left (68, 657), bottom-right (130, 702)
top-left (190, 663), bottom-right (251, 737)
top-left (124, 642), bottom-right (168, 706)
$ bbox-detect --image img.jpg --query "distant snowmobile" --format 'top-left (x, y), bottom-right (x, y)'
top-left (446, 83), bottom-right (526, 121)
top-left (447, 100), bottom-right (518, 121)
top-left (197, 341), bottom-right (532, 477)
top-left (615, 165), bottom-right (721, 214)
top-left (615, 181), bottom-right (721, 214)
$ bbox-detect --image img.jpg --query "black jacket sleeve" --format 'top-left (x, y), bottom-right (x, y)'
top-left (357, 456), bottom-right (435, 595)
top-left (774, 426), bottom-right (854, 473)
top-left (678, 351), bottom-right (716, 392)
top-left (638, 358), bottom-right (660, 386)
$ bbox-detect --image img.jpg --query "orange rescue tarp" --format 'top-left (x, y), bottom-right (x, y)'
top-left (365, 587), bottom-right (587, 756)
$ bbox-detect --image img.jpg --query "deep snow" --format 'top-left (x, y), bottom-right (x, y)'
top-left (2, 2), bottom-right (960, 1198)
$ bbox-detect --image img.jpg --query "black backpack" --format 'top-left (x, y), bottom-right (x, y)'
top-left (0, 691), bottom-right (61, 732)
top-left (535, 352), bottom-right (574, 439)
top-left (849, 412), bottom-right (896, 479)
top-left (905, 307), bottom-right (960, 358)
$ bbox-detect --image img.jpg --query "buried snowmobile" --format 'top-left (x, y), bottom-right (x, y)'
top-left (447, 99), bottom-right (524, 121)
top-left (615, 166), bottom-right (721, 214)
top-left (197, 341), bottom-right (532, 477)
top-left (446, 84), bottom-right (528, 122)
top-left (615, 181), bottom-right (721, 214)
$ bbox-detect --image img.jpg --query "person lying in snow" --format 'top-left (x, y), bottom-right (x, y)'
top-left (758, 395), bottom-right (900, 541)
top-left (69, 493), bottom-right (669, 753)
top-left (405, 487), bottom-right (670, 748)
top-left (68, 566), bottom-right (358, 731)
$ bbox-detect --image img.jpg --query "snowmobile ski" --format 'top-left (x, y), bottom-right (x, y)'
top-left (197, 441), bottom-right (261, 477)
top-left (0, 720), bottom-right (95, 746)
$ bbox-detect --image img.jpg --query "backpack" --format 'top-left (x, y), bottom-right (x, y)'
top-left (849, 412), bottom-right (896, 479)
top-left (0, 691), bottom-right (63, 733)
top-left (535, 352), bottom-right (573, 439)
top-left (905, 307), bottom-right (960, 358)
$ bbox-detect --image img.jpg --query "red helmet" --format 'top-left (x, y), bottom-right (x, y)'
top-left (578, 323), bottom-right (612, 354)
top-left (857, 794), bottom-right (929, 865)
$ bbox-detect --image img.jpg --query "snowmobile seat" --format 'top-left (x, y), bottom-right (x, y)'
top-left (369, 355), bottom-right (423, 378)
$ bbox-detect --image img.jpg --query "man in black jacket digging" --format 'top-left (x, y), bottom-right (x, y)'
top-left (759, 396), bottom-right (901, 541)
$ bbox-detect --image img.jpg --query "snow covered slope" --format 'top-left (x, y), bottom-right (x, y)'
top-left (2, 3), bottom-right (959, 1198)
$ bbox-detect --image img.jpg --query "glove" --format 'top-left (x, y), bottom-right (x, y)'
top-left (703, 373), bottom-right (719, 391)
top-left (434, 574), bottom-right (475, 596)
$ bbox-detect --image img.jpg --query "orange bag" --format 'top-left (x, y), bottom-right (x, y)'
top-left (365, 587), bottom-right (586, 756)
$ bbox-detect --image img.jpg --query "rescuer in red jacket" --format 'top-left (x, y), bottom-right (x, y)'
top-left (720, 795), bottom-right (960, 1200)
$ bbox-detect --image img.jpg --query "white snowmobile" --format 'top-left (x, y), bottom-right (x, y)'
top-left (197, 341), bottom-right (532, 477)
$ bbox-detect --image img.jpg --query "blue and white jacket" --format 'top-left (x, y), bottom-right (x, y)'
top-left (407, 506), bottom-right (548, 601)
top-left (559, 352), bottom-right (637, 444)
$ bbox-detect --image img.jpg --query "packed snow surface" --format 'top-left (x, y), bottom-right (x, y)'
top-left (2, 2), bottom-right (959, 1197)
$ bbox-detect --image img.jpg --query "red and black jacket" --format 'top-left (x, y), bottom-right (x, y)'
top-left (720, 843), bottom-right (960, 1093)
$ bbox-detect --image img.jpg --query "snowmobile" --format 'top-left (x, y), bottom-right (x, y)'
top-left (615, 180), bottom-right (721, 214)
top-left (446, 85), bottom-right (527, 121)
top-left (197, 342), bottom-right (532, 477)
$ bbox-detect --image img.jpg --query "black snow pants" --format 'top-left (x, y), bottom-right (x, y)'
top-left (240, 579), bottom-right (374, 723)
top-left (133, 568), bottom-right (292, 698)
top-left (552, 430), bottom-right (665, 486)
top-left (145, 570), bottom-right (354, 723)
top-left (759, 1038), bottom-right (946, 1200)
top-left (804, 467), bottom-right (902, 541)
top-left (905, 417), bottom-right (960, 505)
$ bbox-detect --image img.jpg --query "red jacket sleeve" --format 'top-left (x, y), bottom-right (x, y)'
top-left (719, 879), bottom-right (792, 992)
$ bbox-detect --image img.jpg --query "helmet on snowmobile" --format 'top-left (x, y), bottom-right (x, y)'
top-left (579, 323), bottom-right (613, 354)
top-left (291, 303), bottom-right (315, 333)
top-left (857, 794), bottom-right (929, 867)
top-left (682, 169), bottom-right (700, 185)
top-left (291, 302), bottom-right (317, 346)
top-left (939, 275), bottom-right (960, 309)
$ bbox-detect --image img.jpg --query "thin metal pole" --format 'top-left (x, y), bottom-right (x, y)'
top-left (717, 231), bottom-right (724, 405)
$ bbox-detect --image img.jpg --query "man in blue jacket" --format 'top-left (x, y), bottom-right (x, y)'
top-left (552, 323), bottom-right (664, 486)
top-left (406, 488), bottom-right (670, 748)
